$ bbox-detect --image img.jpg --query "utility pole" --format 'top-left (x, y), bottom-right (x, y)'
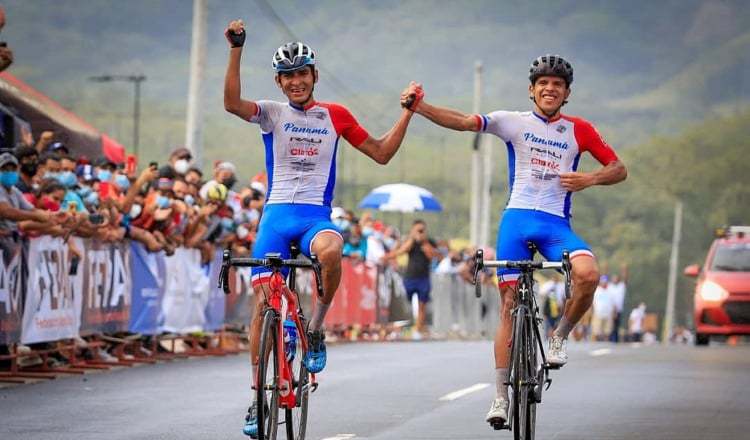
top-left (470, 61), bottom-right (482, 246)
top-left (185, 0), bottom-right (207, 166)
top-left (479, 131), bottom-right (493, 247)
top-left (662, 200), bottom-right (683, 344)
top-left (89, 74), bottom-right (146, 157)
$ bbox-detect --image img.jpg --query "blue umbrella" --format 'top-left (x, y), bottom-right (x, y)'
top-left (358, 183), bottom-right (443, 213)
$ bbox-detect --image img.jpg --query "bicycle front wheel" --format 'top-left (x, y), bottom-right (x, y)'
top-left (284, 318), bottom-right (310, 440)
top-left (511, 306), bottom-right (532, 440)
top-left (257, 308), bottom-right (280, 440)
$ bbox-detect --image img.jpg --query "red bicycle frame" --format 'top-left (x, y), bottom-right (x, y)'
top-left (266, 271), bottom-right (313, 409)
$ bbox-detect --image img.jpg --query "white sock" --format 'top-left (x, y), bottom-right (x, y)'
top-left (495, 367), bottom-right (509, 401)
top-left (309, 302), bottom-right (330, 332)
top-left (251, 364), bottom-right (258, 389)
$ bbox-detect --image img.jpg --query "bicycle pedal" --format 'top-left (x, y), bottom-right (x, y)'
top-left (309, 381), bottom-right (319, 393)
top-left (544, 362), bottom-right (561, 370)
top-left (490, 421), bottom-right (509, 431)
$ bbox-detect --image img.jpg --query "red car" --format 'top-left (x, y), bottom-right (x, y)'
top-left (684, 226), bottom-right (750, 345)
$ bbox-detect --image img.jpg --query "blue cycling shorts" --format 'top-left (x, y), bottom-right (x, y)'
top-left (251, 203), bottom-right (341, 286)
top-left (495, 208), bottom-right (594, 283)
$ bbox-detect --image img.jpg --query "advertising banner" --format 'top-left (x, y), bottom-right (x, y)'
top-left (78, 240), bottom-right (131, 335)
top-left (160, 248), bottom-right (209, 333)
top-left (21, 236), bottom-right (77, 344)
top-left (0, 237), bottom-right (25, 344)
top-left (323, 259), bottom-right (377, 327)
top-left (128, 242), bottom-right (166, 335)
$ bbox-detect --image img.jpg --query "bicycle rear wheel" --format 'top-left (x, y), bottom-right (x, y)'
top-left (284, 318), bottom-right (310, 440)
top-left (257, 309), bottom-right (280, 440)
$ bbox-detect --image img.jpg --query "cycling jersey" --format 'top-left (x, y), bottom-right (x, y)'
top-left (248, 100), bottom-right (370, 207)
top-left (475, 111), bottom-right (618, 218)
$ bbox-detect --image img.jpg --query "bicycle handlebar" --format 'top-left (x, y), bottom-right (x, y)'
top-left (472, 249), bottom-right (573, 299)
top-left (218, 248), bottom-right (325, 298)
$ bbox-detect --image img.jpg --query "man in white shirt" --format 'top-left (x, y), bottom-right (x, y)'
top-left (591, 275), bottom-right (614, 341)
top-left (607, 265), bottom-right (628, 342)
top-left (628, 302), bottom-right (647, 342)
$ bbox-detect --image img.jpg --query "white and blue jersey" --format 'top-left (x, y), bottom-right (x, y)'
top-left (473, 111), bottom-right (620, 283)
top-left (249, 100), bottom-right (369, 206)
top-left (246, 100), bottom-right (370, 286)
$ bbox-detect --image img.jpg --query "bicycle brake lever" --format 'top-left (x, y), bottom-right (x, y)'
top-left (219, 248), bottom-right (231, 294)
top-left (473, 249), bottom-right (484, 298)
top-left (562, 250), bottom-right (572, 299)
top-left (310, 253), bottom-right (324, 298)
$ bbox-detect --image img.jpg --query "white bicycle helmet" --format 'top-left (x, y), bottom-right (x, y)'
top-left (272, 42), bottom-right (316, 72)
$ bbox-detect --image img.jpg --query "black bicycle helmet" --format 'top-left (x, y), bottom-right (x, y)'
top-left (272, 42), bottom-right (316, 73)
top-left (529, 54), bottom-right (573, 86)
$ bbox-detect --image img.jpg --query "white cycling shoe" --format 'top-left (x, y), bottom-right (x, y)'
top-left (547, 334), bottom-right (568, 367)
top-left (485, 397), bottom-right (509, 425)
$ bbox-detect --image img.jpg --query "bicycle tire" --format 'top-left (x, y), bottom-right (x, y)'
top-left (257, 308), bottom-right (280, 440)
top-left (524, 310), bottom-right (538, 440)
top-left (511, 305), bottom-right (528, 440)
top-left (284, 317), bottom-right (310, 440)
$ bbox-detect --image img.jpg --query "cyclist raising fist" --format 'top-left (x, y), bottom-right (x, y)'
top-left (224, 18), bottom-right (418, 438)
top-left (403, 55), bottom-right (627, 428)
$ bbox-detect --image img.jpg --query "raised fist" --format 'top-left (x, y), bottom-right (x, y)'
top-left (225, 19), bottom-right (246, 48)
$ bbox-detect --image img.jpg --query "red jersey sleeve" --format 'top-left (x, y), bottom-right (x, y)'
top-left (320, 103), bottom-right (370, 147)
top-left (570, 117), bottom-right (618, 165)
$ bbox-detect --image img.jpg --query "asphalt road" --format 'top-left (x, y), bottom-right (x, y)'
top-left (1, 340), bottom-right (749, 440)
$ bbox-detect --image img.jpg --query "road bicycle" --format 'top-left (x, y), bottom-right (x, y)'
top-left (473, 245), bottom-right (571, 440)
top-left (219, 245), bottom-right (323, 440)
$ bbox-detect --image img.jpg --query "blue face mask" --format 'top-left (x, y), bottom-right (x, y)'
top-left (156, 195), bottom-right (171, 209)
top-left (114, 174), bottom-right (130, 190)
top-left (43, 171), bottom-right (59, 180)
top-left (57, 171), bottom-right (77, 188)
top-left (183, 194), bottom-right (195, 206)
top-left (221, 217), bottom-right (235, 231)
top-left (333, 218), bottom-right (350, 231)
top-left (77, 185), bottom-right (92, 197)
top-left (97, 169), bottom-right (112, 182)
top-left (0, 171), bottom-right (19, 187)
top-left (85, 191), bottom-right (99, 206)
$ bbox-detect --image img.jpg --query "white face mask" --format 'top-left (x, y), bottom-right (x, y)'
top-left (236, 225), bottom-right (250, 239)
top-left (174, 159), bottom-right (190, 175)
top-left (129, 203), bottom-right (143, 219)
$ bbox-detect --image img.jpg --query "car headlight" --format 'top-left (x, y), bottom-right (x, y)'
top-left (699, 280), bottom-right (729, 302)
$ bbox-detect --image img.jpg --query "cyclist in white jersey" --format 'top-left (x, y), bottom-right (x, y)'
top-left (223, 19), bottom-right (420, 437)
top-left (401, 55), bottom-right (627, 427)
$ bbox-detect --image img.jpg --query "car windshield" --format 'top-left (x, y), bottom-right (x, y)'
top-left (710, 243), bottom-right (750, 272)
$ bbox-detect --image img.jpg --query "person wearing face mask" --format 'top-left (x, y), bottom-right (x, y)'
top-left (161, 146), bottom-right (194, 177)
top-left (199, 161), bottom-right (237, 200)
top-left (13, 146), bottom-right (38, 195)
top-left (0, 153), bottom-right (65, 237)
top-left (57, 154), bottom-right (88, 214)
top-left (37, 151), bottom-right (62, 182)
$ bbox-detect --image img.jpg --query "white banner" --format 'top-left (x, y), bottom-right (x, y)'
top-left (21, 236), bottom-right (78, 344)
top-left (160, 247), bottom-right (210, 333)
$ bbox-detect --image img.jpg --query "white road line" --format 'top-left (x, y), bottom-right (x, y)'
top-left (590, 348), bottom-right (612, 357)
top-left (321, 435), bottom-right (356, 440)
top-left (439, 383), bottom-right (490, 401)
